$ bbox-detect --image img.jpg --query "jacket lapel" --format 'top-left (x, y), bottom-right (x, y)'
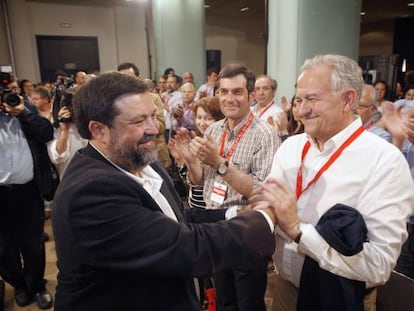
top-left (80, 144), bottom-right (186, 222)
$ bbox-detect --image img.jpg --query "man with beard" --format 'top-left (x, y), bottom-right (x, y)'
top-left (51, 72), bottom-right (277, 311)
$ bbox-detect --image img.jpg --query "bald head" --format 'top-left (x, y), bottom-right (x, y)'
top-left (75, 71), bottom-right (87, 86)
top-left (183, 71), bottom-right (194, 84)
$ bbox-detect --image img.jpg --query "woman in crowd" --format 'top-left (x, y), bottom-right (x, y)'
top-left (169, 96), bottom-right (224, 209)
top-left (168, 96), bottom-right (224, 309)
top-left (270, 96), bottom-right (304, 140)
top-left (374, 80), bottom-right (392, 112)
top-left (404, 84), bottom-right (414, 100)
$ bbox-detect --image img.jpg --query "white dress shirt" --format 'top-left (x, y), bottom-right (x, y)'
top-left (0, 112), bottom-right (33, 184)
top-left (48, 124), bottom-right (87, 177)
top-left (268, 117), bottom-right (414, 288)
top-left (250, 100), bottom-right (283, 123)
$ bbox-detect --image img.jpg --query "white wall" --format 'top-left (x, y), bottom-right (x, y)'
top-left (0, 2), bottom-right (11, 66)
top-left (114, 5), bottom-right (149, 76)
top-left (7, 0), bottom-right (148, 82)
top-left (152, 0), bottom-right (205, 85)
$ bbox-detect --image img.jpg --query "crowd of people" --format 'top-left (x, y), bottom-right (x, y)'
top-left (1, 56), bottom-right (414, 311)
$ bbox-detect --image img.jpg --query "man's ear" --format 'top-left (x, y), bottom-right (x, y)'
top-left (88, 121), bottom-right (108, 141)
top-left (342, 89), bottom-right (358, 112)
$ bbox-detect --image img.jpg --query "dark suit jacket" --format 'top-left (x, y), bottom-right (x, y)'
top-left (16, 104), bottom-right (55, 198)
top-left (297, 204), bottom-right (368, 311)
top-left (52, 144), bottom-right (274, 311)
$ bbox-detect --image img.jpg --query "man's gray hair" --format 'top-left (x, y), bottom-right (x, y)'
top-left (180, 82), bottom-right (195, 92)
top-left (255, 74), bottom-right (278, 91)
top-left (363, 84), bottom-right (377, 107)
top-left (301, 54), bottom-right (363, 100)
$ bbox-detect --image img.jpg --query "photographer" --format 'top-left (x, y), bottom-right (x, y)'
top-left (32, 86), bottom-right (87, 177)
top-left (47, 89), bottom-right (87, 177)
top-left (0, 79), bottom-right (54, 309)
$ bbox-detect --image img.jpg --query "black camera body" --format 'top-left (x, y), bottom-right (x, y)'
top-left (52, 76), bottom-right (75, 126)
top-left (1, 89), bottom-right (21, 107)
top-left (57, 88), bottom-right (75, 123)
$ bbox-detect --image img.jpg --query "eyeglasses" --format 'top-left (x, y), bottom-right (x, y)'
top-left (356, 103), bottom-right (371, 109)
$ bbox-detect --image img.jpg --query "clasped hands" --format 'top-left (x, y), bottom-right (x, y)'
top-left (249, 178), bottom-right (301, 240)
top-left (172, 129), bottom-right (223, 169)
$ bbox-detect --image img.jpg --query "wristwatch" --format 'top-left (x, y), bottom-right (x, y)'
top-left (217, 160), bottom-right (229, 175)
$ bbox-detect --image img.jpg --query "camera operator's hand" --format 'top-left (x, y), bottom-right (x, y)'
top-left (58, 106), bottom-right (72, 131)
top-left (173, 105), bottom-right (184, 119)
top-left (2, 97), bottom-right (25, 117)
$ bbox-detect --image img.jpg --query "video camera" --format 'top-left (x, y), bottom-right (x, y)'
top-left (52, 75), bottom-right (75, 125)
top-left (56, 87), bottom-right (76, 123)
top-left (0, 72), bottom-right (20, 107)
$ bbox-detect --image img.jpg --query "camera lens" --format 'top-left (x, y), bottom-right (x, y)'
top-left (5, 94), bottom-right (20, 107)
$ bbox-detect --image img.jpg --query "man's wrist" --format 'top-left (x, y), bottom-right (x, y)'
top-left (286, 222), bottom-right (302, 243)
top-left (214, 157), bottom-right (225, 170)
top-left (216, 158), bottom-right (229, 175)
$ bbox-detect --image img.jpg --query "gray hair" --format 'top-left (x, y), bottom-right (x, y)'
top-left (255, 74), bottom-right (278, 91)
top-left (180, 82), bottom-right (195, 92)
top-left (362, 84), bottom-right (377, 107)
top-left (301, 54), bottom-right (363, 100)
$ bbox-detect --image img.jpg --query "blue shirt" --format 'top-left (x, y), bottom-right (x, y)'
top-left (0, 111), bottom-right (34, 184)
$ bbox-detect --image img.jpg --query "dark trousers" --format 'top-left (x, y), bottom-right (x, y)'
top-left (395, 223), bottom-right (414, 279)
top-left (0, 181), bottom-right (46, 296)
top-left (214, 259), bottom-right (268, 311)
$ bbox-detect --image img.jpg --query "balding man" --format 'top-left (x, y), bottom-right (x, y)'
top-left (74, 71), bottom-right (87, 87)
top-left (251, 75), bottom-right (283, 124)
top-left (355, 84), bottom-right (391, 142)
top-left (182, 71), bottom-right (194, 84)
top-left (172, 82), bottom-right (195, 132)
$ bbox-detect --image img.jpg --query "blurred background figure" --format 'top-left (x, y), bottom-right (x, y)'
top-left (195, 68), bottom-right (218, 101)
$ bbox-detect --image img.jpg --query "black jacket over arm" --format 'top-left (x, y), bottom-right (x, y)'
top-left (17, 105), bottom-right (55, 199)
top-left (52, 144), bottom-right (274, 311)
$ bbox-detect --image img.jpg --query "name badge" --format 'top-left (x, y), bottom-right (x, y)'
top-left (210, 181), bottom-right (227, 205)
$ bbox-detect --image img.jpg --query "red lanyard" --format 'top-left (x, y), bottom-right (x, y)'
top-left (219, 112), bottom-right (254, 161)
top-left (258, 100), bottom-right (274, 118)
top-left (295, 125), bottom-right (365, 199)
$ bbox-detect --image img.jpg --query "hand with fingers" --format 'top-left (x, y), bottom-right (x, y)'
top-left (280, 96), bottom-right (291, 112)
top-left (403, 106), bottom-right (414, 144)
top-left (195, 133), bottom-right (222, 169)
top-left (172, 129), bottom-right (198, 165)
top-left (249, 178), bottom-right (301, 240)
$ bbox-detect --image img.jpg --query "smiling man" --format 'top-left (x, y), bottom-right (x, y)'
top-left (182, 64), bottom-right (280, 311)
top-left (51, 72), bottom-right (278, 311)
top-left (250, 54), bottom-right (414, 311)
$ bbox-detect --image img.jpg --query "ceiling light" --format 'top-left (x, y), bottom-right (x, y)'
top-left (205, 4), bottom-right (210, 8)
top-left (241, 7), bottom-right (249, 12)
top-left (360, 11), bottom-right (366, 16)
top-left (408, 3), bottom-right (414, 7)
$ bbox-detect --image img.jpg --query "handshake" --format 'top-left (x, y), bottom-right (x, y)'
top-left (247, 178), bottom-right (302, 242)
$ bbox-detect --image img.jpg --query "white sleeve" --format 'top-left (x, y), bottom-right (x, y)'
top-left (298, 152), bottom-right (414, 286)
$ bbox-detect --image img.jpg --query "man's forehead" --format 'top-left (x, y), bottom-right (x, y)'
top-left (255, 77), bottom-right (272, 87)
top-left (219, 75), bottom-right (247, 88)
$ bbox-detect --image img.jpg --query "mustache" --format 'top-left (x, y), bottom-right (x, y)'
top-left (137, 134), bottom-right (157, 144)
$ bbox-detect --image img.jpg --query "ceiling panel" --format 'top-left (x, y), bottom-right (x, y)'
top-left (27, 0), bottom-right (414, 24)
